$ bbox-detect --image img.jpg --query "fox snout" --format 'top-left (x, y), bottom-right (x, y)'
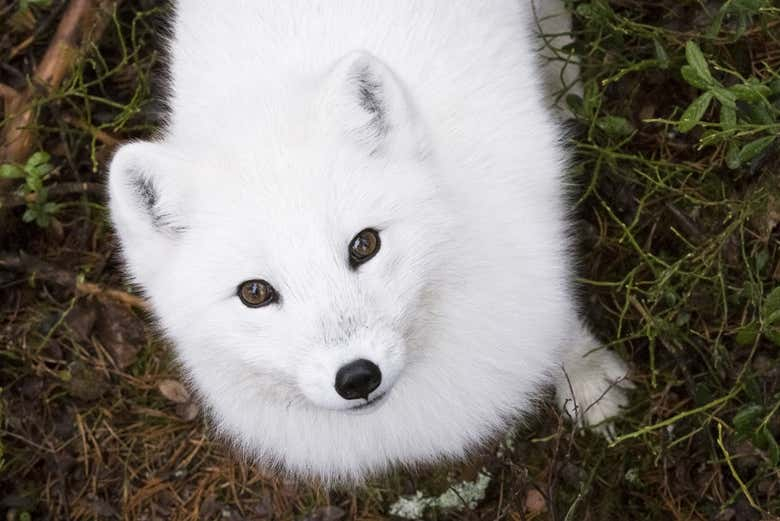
top-left (335, 358), bottom-right (382, 400)
top-left (296, 325), bottom-right (404, 411)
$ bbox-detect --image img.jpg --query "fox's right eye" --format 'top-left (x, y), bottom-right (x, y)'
top-left (238, 279), bottom-right (278, 308)
top-left (349, 228), bottom-right (381, 268)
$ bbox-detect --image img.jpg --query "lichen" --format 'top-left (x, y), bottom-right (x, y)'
top-left (388, 472), bottom-right (492, 520)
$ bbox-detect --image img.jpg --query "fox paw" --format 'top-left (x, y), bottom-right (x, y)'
top-left (555, 348), bottom-right (632, 439)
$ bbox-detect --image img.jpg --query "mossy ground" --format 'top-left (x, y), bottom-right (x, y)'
top-left (1, 1), bottom-right (779, 519)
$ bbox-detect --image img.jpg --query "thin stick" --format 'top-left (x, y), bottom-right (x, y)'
top-left (608, 388), bottom-right (740, 447)
top-left (63, 114), bottom-right (121, 147)
top-left (0, 251), bottom-right (147, 310)
top-left (716, 422), bottom-right (760, 512)
top-left (0, 83), bottom-right (21, 103)
top-left (0, 181), bottom-right (103, 209)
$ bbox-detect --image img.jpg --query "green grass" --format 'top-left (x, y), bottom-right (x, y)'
top-left (1, 1), bottom-right (779, 519)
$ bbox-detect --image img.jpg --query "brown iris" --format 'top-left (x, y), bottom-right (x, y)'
top-left (237, 279), bottom-right (277, 308)
top-left (349, 228), bottom-right (381, 268)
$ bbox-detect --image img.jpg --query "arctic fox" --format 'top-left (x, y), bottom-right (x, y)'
top-left (108, 0), bottom-right (630, 482)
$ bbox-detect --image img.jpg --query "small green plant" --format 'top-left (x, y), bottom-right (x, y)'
top-left (730, 287), bottom-right (780, 472)
top-left (18, 0), bottom-right (53, 12)
top-left (736, 287), bottom-right (780, 348)
top-left (676, 40), bottom-right (778, 169)
top-left (707, 0), bottom-right (774, 40)
top-left (1, 151), bottom-right (59, 227)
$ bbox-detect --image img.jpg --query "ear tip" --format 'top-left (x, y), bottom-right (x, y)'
top-left (109, 139), bottom-right (152, 164)
top-left (107, 140), bottom-right (164, 202)
top-left (107, 144), bottom-right (131, 193)
top-left (326, 49), bottom-right (422, 155)
top-left (108, 141), bottom-right (140, 175)
top-left (108, 140), bottom-right (168, 182)
top-left (334, 49), bottom-right (389, 79)
top-left (107, 140), bottom-right (172, 232)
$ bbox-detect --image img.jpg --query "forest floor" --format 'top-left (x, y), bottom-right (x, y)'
top-left (1, 1), bottom-right (779, 520)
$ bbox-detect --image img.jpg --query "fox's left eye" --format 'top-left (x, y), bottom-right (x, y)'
top-left (349, 228), bottom-right (381, 268)
top-left (238, 279), bottom-right (278, 308)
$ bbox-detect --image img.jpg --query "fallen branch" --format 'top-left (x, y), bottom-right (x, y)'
top-left (0, 251), bottom-right (147, 310)
top-left (0, 83), bottom-right (22, 121)
top-left (0, 182), bottom-right (104, 209)
top-left (0, 83), bottom-right (21, 103)
top-left (1, 0), bottom-right (119, 177)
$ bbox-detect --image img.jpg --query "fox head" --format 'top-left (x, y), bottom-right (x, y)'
top-left (109, 51), bottom-right (455, 424)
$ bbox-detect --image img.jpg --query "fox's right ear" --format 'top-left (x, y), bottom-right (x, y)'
top-left (322, 51), bottom-right (428, 158)
top-left (108, 141), bottom-right (185, 285)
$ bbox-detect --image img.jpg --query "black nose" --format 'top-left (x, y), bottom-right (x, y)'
top-left (334, 359), bottom-right (382, 400)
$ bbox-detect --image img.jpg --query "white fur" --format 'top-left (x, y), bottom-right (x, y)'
top-left (108, 0), bottom-right (630, 483)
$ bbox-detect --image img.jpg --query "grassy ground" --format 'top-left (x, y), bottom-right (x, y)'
top-left (1, 0), bottom-right (779, 519)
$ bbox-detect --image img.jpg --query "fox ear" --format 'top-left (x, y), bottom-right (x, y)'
top-left (108, 141), bottom-right (185, 285)
top-left (323, 50), bottom-right (427, 157)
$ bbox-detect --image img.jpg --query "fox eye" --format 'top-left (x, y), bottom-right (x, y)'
top-left (349, 228), bottom-right (381, 268)
top-left (238, 279), bottom-right (277, 308)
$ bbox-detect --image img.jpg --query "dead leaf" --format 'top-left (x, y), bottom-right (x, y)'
top-left (175, 402), bottom-right (199, 422)
top-left (524, 489), bottom-right (546, 514)
top-left (67, 361), bottom-right (109, 401)
top-left (95, 299), bottom-right (145, 369)
top-left (64, 300), bottom-right (98, 342)
top-left (158, 379), bottom-right (190, 404)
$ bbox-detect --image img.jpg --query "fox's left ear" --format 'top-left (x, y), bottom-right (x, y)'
top-left (108, 141), bottom-right (187, 286)
top-left (323, 50), bottom-right (428, 157)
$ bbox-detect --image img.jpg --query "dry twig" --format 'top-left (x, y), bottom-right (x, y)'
top-left (0, 83), bottom-right (21, 103)
top-left (0, 181), bottom-right (103, 209)
top-left (0, 251), bottom-right (147, 310)
top-left (63, 114), bottom-right (121, 147)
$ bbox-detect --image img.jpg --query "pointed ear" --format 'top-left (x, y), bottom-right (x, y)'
top-left (108, 141), bottom-right (185, 285)
top-left (323, 50), bottom-right (427, 157)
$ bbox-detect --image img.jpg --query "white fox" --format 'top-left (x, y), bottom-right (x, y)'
top-left (108, 0), bottom-right (630, 482)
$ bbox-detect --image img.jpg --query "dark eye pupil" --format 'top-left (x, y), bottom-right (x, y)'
top-left (238, 279), bottom-right (276, 307)
top-left (349, 228), bottom-right (380, 267)
top-left (354, 236), bottom-right (371, 254)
